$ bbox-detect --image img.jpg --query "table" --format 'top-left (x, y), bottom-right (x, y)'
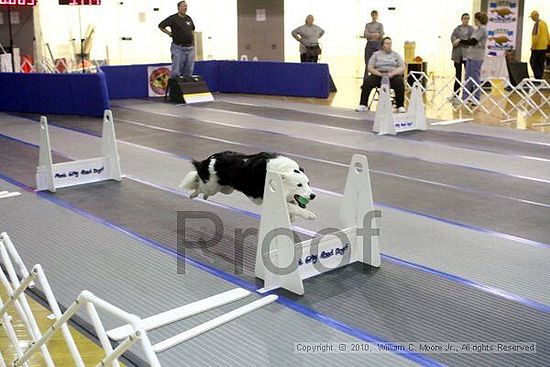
top-left (481, 53), bottom-right (508, 82)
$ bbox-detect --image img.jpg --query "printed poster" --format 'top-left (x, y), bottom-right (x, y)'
top-left (148, 65), bottom-right (171, 97)
top-left (486, 0), bottom-right (518, 54)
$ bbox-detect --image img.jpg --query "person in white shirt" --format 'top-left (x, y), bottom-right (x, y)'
top-left (292, 15), bottom-right (325, 63)
top-left (356, 37), bottom-right (406, 113)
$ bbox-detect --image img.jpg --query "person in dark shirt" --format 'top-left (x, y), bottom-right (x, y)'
top-left (159, 1), bottom-right (196, 77)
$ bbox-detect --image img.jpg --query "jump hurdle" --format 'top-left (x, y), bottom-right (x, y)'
top-left (36, 110), bottom-right (122, 192)
top-left (373, 81), bottom-right (428, 135)
top-left (0, 232), bottom-right (277, 366)
top-left (255, 154), bottom-right (381, 295)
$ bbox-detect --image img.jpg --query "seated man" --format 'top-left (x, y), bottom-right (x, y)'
top-left (356, 36), bottom-right (406, 113)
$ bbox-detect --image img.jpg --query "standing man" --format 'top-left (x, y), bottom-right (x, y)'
top-left (363, 10), bottom-right (384, 77)
top-left (529, 10), bottom-right (549, 80)
top-left (159, 1), bottom-right (196, 78)
top-left (292, 15), bottom-right (325, 63)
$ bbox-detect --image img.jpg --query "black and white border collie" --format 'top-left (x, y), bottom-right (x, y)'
top-left (180, 151), bottom-right (316, 221)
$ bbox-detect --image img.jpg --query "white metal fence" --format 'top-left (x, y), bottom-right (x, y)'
top-left (403, 71), bottom-right (550, 124)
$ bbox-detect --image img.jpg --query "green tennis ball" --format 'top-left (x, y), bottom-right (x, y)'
top-left (297, 196), bottom-right (310, 206)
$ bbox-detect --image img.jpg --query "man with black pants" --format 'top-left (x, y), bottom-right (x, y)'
top-left (159, 1), bottom-right (196, 78)
top-left (529, 10), bottom-right (549, 80)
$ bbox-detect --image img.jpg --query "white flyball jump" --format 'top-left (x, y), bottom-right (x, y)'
top-left (373, 81), bottom-right (428, 135)
top-left (255, 154), bottom-right (381, 295)
top-left (36, 110), bottom-right (122, 192)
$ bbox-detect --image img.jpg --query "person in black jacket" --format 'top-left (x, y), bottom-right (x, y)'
top-left (159, 1), bottom-right (196, 77)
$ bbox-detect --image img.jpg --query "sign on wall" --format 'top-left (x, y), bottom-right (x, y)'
top-left (58, 0), bottom-right (101, 5)
top-left (0, 0), bottom-right (36, 5)
top-left (256, 9), bottom-right (266, 22)
top-left (147, 66), bottom-right (171, 97)
top-left (486, 0), bottom-right (518, 54)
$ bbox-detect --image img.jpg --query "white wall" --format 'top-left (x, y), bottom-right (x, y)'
top-left (284, 0), bottom-right (474, 77)
top-left (35, 0), bottom-right (105, 61)
top-left (38, 0), bottom-right (546, 76)
top-left (186, 0), bottom-right (238, 61)
top-left (35, 0), bottom-right (237, 65)
top-left (284, 0), bottom-right (365, 77)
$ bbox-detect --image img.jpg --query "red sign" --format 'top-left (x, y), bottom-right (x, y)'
top-left (0, 0), bottom-right (37, 5)
top-left (59, 0), bottom-right (101, 4)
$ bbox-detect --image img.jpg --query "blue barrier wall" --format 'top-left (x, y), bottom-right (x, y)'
top-left (100, 64), bottom-right (152, 100)
top-left (0, 60), bottom-right (330, 117)
top-left (101, 61), bottom-right (220, 99)
top-left (102, 61), bottom-right (330, 100)
top-left (0, 71), bottom-right (110, 117)
top-left (217, 61), bottom-right (330, 98)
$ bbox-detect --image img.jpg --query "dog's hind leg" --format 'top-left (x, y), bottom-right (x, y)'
top-left (189, 190), bottom-right (200, 199)
top-left (220, 186), bottom-right (234, 195)
top-left (249, 197), bottom-right (263, 205)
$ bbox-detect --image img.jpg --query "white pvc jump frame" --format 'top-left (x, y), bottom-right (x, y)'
top-left (0, 232), bottom-right (277, 367)
top-left (36, 110), bottom-right (122, 192)
top-left (373, 81), bottom-right (428, 135)
top-left (255, 154), bottom-right (381, 295)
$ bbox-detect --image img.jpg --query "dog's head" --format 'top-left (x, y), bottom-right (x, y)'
top-left (281, 168), bottom-right (316, 208)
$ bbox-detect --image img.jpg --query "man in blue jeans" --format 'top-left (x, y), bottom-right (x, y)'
top-left (159, 1), bottom-right (196, 78)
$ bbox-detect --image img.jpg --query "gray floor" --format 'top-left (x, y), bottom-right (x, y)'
top-left (0, 183), bottom-right (419, 367)
top-left (12, 107), bottom-right (550, 243)
top-left (1, 94), bottom-right (549, 367)
top-left (197, 101), bottom-right (550, 160)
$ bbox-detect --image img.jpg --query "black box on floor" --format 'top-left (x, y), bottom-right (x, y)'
top-left (506, 62), bottom-right (529, 86)
top-left (166, 75), bottom-right (212, 103)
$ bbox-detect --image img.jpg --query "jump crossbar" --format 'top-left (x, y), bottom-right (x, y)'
top-left (107, 288), bottom-right (251, 340)
top-left (152, 295), bottom-right (278, 353)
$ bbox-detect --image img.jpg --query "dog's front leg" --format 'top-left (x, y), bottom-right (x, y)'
top-left (289, 212), bottom-right (296, 222)
top-left (287, 204), bottom-right (317, 220)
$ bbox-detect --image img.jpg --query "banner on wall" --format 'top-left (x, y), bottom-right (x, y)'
top-left (147, 66), bottom-right (172, 97)
top-left (486, 0), bottom-right (518, 54)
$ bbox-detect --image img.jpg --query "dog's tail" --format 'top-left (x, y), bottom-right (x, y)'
top-left (180, 171), bottom-right (200, 190)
